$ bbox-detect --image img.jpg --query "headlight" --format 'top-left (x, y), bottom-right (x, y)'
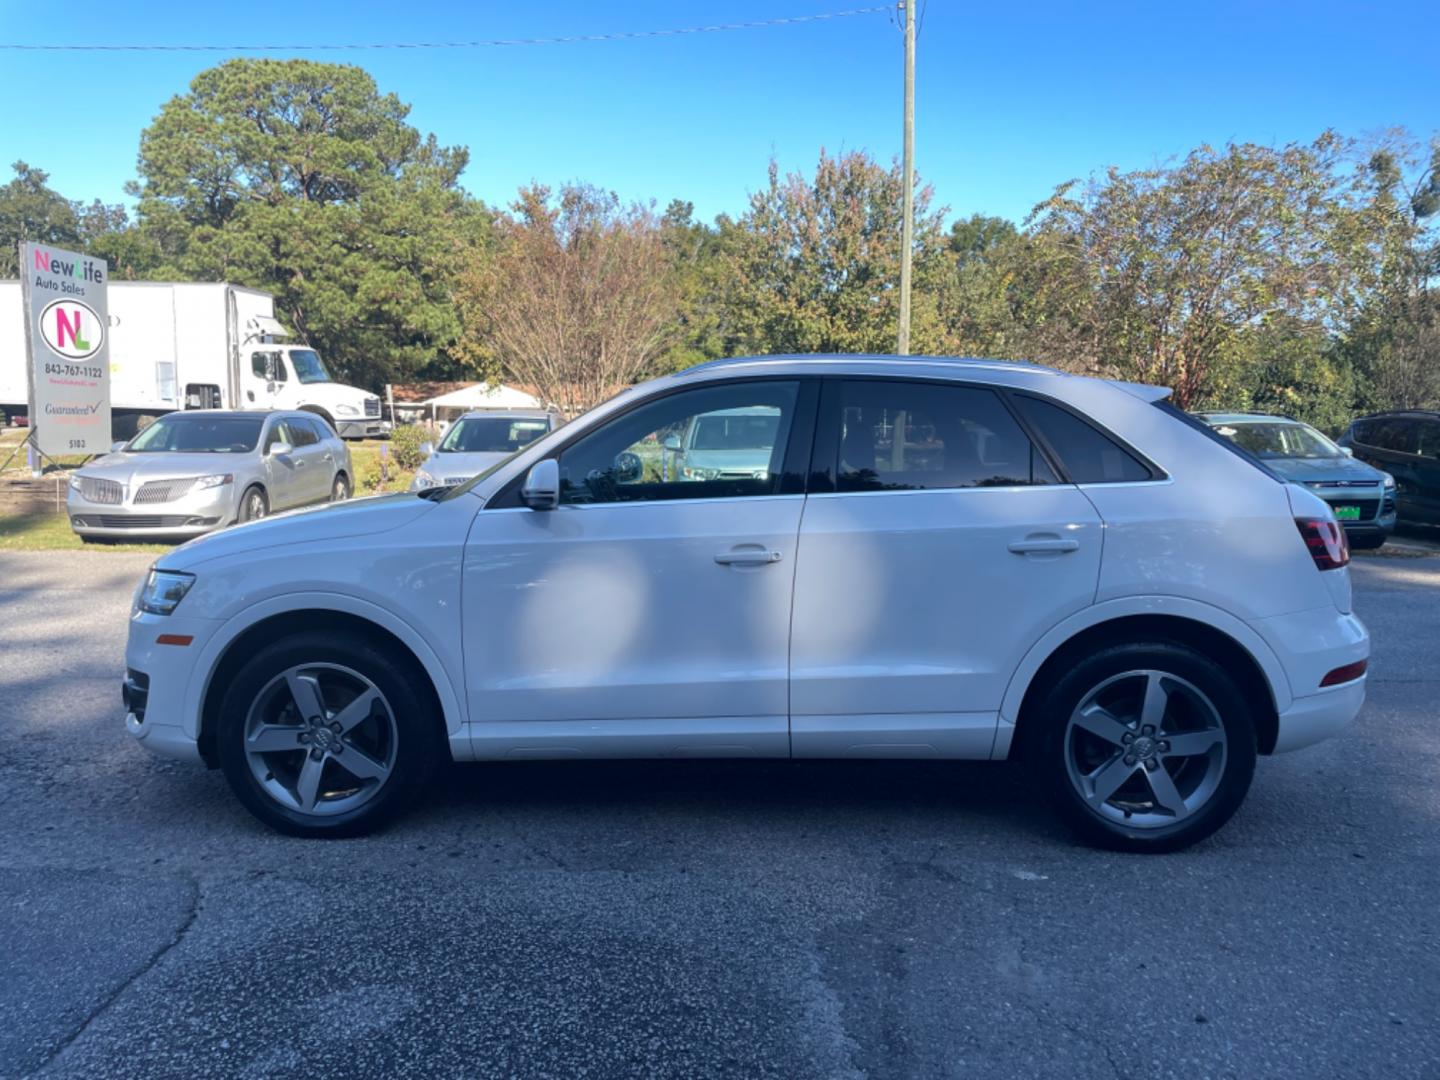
top-left (195, 474), bottom-right (233, 490)
top-left (136, 569), bottom-right (196, 616)
top-left (681, 467), bottom-right (721, 481)
top-left (412, 470), bottom-right (438, 490)
top-left (1383, 473), bottom-right (1396, 489)
top-left (69, 474), bottom-right (84, 491)
top-left (336, 404), bottom-right (360, 416)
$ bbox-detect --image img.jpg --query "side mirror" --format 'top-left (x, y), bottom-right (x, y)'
top-left (1340, 446), bottom-right (1354, 457)
top-left (110, 440), bottom-right (128, 453)
top-left (663, 433), bottom-right (682, 453)
top-left (614, 451), bottom-right (643, 483)
top-left (520, 459), bottom-right (560, 510)
top-left (269, 441), bottom-right (293, 458)
top-left (419, 442), bottom-right (433, 458)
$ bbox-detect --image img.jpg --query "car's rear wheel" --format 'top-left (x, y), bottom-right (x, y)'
top-left (330, 473), bottom-right (351, 502)
top-left (1033, 642), bottom-right (1257, 853)
top-left (238, 485), bottom-right (268, 523)
top-left (216, 631), bottom-right (441, 837)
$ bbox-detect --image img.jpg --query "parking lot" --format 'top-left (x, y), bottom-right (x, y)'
top-left (1, 549), bottom-right (1437, 1079)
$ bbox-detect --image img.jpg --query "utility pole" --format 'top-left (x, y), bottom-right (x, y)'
top-left (897, 0), bottom-right (916, 355)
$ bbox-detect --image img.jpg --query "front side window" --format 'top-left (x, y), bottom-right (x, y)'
top-left (251, 352), bottom-right (285, 382)
top-left (288, 418), bottom-right (320, 447)
top-left (265, 420), bottom-right (298, 452)
top-left (128, 415), bottom-right (264, 454)
top-left (1370, 418), bottom-right (1419, 455)
top-left (836, 380), bottom-right (1055, 491)
top-left (441, 416), bottom-right (551, 454)
top-left (557, 381), bottom-right (799, 505)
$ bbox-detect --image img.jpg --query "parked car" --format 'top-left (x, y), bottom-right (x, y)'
top-left (1336, 411), bottom-right (1440, 526)
top-left (410, 409), bottom-right (559, 490)
top-left (1198, 412), bottom-right (1396, 549)
top-left (664, 405), bottom-right (783, 481)
top-left (68, 409), bottom-right (352, 541)
top-left (123, 356), bottom-right (1367, 852)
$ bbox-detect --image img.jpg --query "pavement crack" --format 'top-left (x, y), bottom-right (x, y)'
top-left (34, 874), bottom-right (203, 1074)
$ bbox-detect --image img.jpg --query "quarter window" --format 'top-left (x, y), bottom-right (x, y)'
top-left (1011, 394), bottom-right (1153, 483)
top-left (835, 380), bottom-right (1056, 491)
top-left (556, 381), bottom-right (800, 505)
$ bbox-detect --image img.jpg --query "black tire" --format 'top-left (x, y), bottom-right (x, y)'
top-left (330, 472), bottom-right (351, 502)
top-left (237, 485), bottom-right (268, 523)
top-left (215, 630), bottom-right (443, 837)
top-left (1032, 641), bottom-right (1257, 853)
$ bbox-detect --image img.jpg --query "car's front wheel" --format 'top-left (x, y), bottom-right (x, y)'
top-left (238, 485), bottom-right (268, 523)
top-left (1033, 642), bottom-right (1257, 853)
top-left (330, 473), bottom-right (351, 502)
top-left (215, 630), bottom-right (442, 837)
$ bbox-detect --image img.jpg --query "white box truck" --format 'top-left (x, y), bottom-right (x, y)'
top-left (1, 280), bottom-right (389, 440)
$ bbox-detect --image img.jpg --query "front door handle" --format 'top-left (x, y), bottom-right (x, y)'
top-left (715, 547), bottom-right (783, 567)
top-left (1008, 535), bottom-right (1080, 555)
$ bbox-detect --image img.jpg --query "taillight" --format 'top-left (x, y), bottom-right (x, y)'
top-left (1296, 517), bottom-right (1349, 570)
top-left (1320, 659), bottom-right (1367, 687)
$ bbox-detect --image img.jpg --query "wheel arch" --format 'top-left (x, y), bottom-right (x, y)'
top-left (189, 596), bottom-right (464, 767)
top-left (298, 404), bottom-right (336, 431)
top-left (1001, 605), bottom-right (1286, 762)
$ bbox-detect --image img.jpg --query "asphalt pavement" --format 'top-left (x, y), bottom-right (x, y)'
top-left (0, 548), bottom-right (1436, 1079)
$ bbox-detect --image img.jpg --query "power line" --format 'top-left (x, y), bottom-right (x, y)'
top-left (0, 6), bottom-right (890, 52)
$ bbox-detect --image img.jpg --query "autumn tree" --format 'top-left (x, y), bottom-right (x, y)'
top-left (1024, 134), bottom-right (1377, 408)
top-left (725, 150), bottom-right (952, 355)
top-left (455, 184), bottom-right (679, 416)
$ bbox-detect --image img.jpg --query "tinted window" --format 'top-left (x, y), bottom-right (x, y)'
top-left (1369, 418), bottom-right (1419, 455)
top-left (558, 381), bottom-right (799, 505)
top-left (1418, 420), bottom-right (1440, 459)
top-left (1348, 419), bottom-right (1376, 446)
top-left (836, 381), bottom-right (1056, 491)
top-left (289, 418), bottom-right (320, 447)
top-left (264, 420), bottom-right (298, 452)
top-left (1013, 395), bottom-right (1153, 482)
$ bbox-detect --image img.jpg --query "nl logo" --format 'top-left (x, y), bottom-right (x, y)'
top-left (38, 299), bottom-right (106, 360)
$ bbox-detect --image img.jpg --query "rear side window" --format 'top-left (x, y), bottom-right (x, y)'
top-left (1152, 401), bottom-right (1280, 481)
top-left (1011, 394), bottom-right (1153, 483)
top-left (836, 380), bottom-right (1058, 491)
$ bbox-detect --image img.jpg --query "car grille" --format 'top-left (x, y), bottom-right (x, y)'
top-left (364, 397), bottom-right (381, 417)
top-left (1303, 479), bottom-right (1380, 489)
top-left (96, 515), bottom-right (191, 529)
top-left (78, 477), bottom-right (124, 504)
top-left (1325, 498), bottom-right (1380, 522)
top-left (134, 478), bottom-right (197, 504)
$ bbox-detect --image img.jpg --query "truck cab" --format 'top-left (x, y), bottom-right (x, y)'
top-left (243, 342), bottom-right (385, 440)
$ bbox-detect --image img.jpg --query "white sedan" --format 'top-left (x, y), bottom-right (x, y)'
top-left (122, 355), bottom-right (1368, 851)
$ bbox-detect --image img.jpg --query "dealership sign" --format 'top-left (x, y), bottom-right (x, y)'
top-left (19, 242), bottom-right (111, 456)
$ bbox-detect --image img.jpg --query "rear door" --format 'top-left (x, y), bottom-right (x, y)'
top-left (788, 378), bottom-right (1104, 758)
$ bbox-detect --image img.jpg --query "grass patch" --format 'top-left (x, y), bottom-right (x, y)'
top-left (0, 513), bottom-right (173, 552)
top-left (348, 439), bottom-right (416, 494)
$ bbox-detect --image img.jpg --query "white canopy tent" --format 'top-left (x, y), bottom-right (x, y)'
top-left (394, 382), bottom-right (543, 426)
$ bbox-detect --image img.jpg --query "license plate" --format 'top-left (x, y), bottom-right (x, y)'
top-left (1334, 505), bottom-right (1361, 521)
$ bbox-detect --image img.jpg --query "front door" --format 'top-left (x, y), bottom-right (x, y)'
top-left (461, 378), bottom-right (815, 758)
top-left (789, 378), bottom-right (1104, 758)
top-left (261, 418), bottom-right (306, 509)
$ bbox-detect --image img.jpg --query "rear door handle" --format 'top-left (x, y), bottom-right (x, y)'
top-left (1008, 535), bottom-right (1080, 555)
top-left (715, 547), bottom-right (783, 567)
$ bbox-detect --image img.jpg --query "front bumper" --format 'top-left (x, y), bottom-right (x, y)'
top-left (335, 418), bottom-right (392, 439)
top-left (123, 609), bottom-right (222, 763)
top-left (68, 484), bottom-right (236, 539)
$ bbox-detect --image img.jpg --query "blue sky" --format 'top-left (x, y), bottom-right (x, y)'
top-left (2, 1), bottom-right (1435, 226)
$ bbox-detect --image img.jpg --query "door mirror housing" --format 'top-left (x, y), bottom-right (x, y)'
top-left (520, 458), bottom-right (560, 510)
top-left (663, 433), bottom-right (682, 453)
top-left (1340, 446), bottom-right (1354, 457)
top-left (419, 442), bottom-right (433, 458)
top-left (110, 440), bottom-right (128, 454)
top-left (268, 441), bottom-right (293, 458)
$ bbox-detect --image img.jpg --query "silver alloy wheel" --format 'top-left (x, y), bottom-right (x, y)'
top-left (331, 476), bottom-right (349, 502)
top-left (243, 663), bottom-right (398, 816)
top-left (245, 489), bottom-right (266, 520)
top-left (1063, 669), bottom-right (1228, 829)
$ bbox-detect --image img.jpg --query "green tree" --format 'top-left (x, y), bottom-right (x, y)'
top-left (0, 162), bottom-right (132, 276)
top-left (724, 150), bottom-right (951, 355)
top-left (131, 59), bottom-right (487, 390)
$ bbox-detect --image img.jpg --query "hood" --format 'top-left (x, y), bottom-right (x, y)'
top-left (293, 382), bottom-right (373, 408)
top-left (1263, 454), bottom-right (1386, 485)
top-left (78, 451), bottom-right (251, 481)
top-left (421, 451), bottom-right (512, 481)
top-left (681, 448), bottom-right (772, 471)
top-left (161, 492), bottom-right (436, 570)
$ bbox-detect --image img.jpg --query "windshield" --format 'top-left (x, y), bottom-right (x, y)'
top-left (1212, 421), bottom-right (1341, 459)
top-left (127, 415), bottom-right (263, 453)
top-left (288, 349), bottom-right (332, 385)
top-left (440, 416), bottom-right (550, 454)
top-left (689, 411), bottom-right (780, 451)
